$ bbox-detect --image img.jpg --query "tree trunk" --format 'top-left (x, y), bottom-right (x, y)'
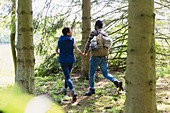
top-left (125, 0), bottom-right (157, 113)
top-left (81, 0), bottom-right (91, 79)
top-left (10, 0), bottom-right (16, 75)
top-left (16, 0), bottom-right (35, 94)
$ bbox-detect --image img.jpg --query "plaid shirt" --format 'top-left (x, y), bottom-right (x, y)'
top-left (84, 28), bottom-right (108, 54)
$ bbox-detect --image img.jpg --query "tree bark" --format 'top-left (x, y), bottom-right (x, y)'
top-left (81, 0), bottom-right (91, 79)
top-left (10, 0), bottom-right (16, 75)
top-left (125, 0), bottom-right (157, 113)
top-left (16, 0), bottom-right (35, 94)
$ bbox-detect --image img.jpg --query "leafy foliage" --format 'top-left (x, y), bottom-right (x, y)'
top-left (32, 0), bottom-right (170, 77)
top-left (35, 53), bottom-right (62, 77)
top-left (0, 0), bottom-right (169, 75)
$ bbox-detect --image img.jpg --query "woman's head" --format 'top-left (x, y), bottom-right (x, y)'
top-left (62, 27), bottom-right (72, 36)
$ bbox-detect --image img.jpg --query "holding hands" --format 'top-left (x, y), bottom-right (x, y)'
top-left (80, 52), bottom-right (87, 57)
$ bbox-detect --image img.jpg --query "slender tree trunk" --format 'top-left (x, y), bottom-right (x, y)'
top-left (125, 0), bottom-right (157, 113)
top-left (81, 0), bottom-right (91, 80)
top-left (10, 0), bottom-right (16, 75)
top-left (16, 0), bottom-right (35, 94)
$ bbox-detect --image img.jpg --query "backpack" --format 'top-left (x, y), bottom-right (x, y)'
top-left (90, 34), bottom-right (112, 56)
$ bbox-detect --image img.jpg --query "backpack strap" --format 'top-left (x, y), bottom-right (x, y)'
top-left (93, 56), bottom-right (96, 62)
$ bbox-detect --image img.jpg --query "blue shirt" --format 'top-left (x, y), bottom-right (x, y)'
top-left (58, 35), bottom-right (75, 63)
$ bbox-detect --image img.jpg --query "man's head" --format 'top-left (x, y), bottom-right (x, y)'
top-left (62, 27), bottom-right (72, 36)
top-left (95, 20), bottom-right (103, 30)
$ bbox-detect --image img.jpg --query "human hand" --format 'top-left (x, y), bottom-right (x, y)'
top-left (82, 53), bottom-right (87, 57)
top-left (79, 53), bottom-right (83, 56)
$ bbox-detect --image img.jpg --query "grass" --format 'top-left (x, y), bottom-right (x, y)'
top-left (34, 71), bottom-right (126, 112)
top-left (1, 44), bottom-right (170, 112)
top-left (34, 71), bottom-right (170, 113)
top-left (156, 66), bottom-right (170, 78)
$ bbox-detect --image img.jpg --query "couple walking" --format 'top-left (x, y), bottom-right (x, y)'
top-left (55, 20), bottom-right (123, 101)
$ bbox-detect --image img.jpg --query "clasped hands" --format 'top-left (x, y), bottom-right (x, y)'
top-left (80, 53), bottom-right (87, 57)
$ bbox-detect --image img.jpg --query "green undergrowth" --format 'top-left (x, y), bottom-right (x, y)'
top-left (156, 66), bottom-right (170, 78)
top-left (35, 69), bottom-right (170, 113)
top-left (35, 72), bottom-right (125, 112)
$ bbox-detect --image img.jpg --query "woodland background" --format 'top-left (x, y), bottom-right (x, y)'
top-left (0, 0), bottom-right (169, 113)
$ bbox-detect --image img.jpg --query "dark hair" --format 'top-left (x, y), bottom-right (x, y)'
top-left (62, 27), bottom-right (70, 36)
top-left (95, 20), bottom-right (103, 28)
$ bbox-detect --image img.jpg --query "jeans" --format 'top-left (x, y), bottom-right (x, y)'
top-left (89, 56), bottom-right (117, 88)
top-left (60, 63), bottom-right (74, 90)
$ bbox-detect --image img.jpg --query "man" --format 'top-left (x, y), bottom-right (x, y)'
top-left (83, 20), bottom-right (123, 96)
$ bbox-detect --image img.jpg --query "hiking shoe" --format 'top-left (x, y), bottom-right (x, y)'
top-left (72, 92), bottom-right (77, 102)
top-left (119, 81), bottom-right (124, 91)
top-left (85, 88), bottom-right (95, 96)
top-left (114, 81), bottom-right (124, 91)
top-left (62, 89), bottom-right (67, 95)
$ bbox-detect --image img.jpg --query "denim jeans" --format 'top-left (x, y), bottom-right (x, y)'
top-left (60, 63), bottom-right (74, 90)
top-left (89, 56), bottom-right (117, 88)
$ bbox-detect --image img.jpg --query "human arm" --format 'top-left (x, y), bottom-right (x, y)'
top-left (84, 30), bottom-right (98, 54)
top-left (55, 42), bottom-right (59, 54)
top-left (73, 41), bottom-right (85, 56)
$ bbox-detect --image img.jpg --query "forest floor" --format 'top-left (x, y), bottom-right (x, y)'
top-left (0, 44), bottom-right (169, 112)
top-left (35, 72), bottom-right (170, 113)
